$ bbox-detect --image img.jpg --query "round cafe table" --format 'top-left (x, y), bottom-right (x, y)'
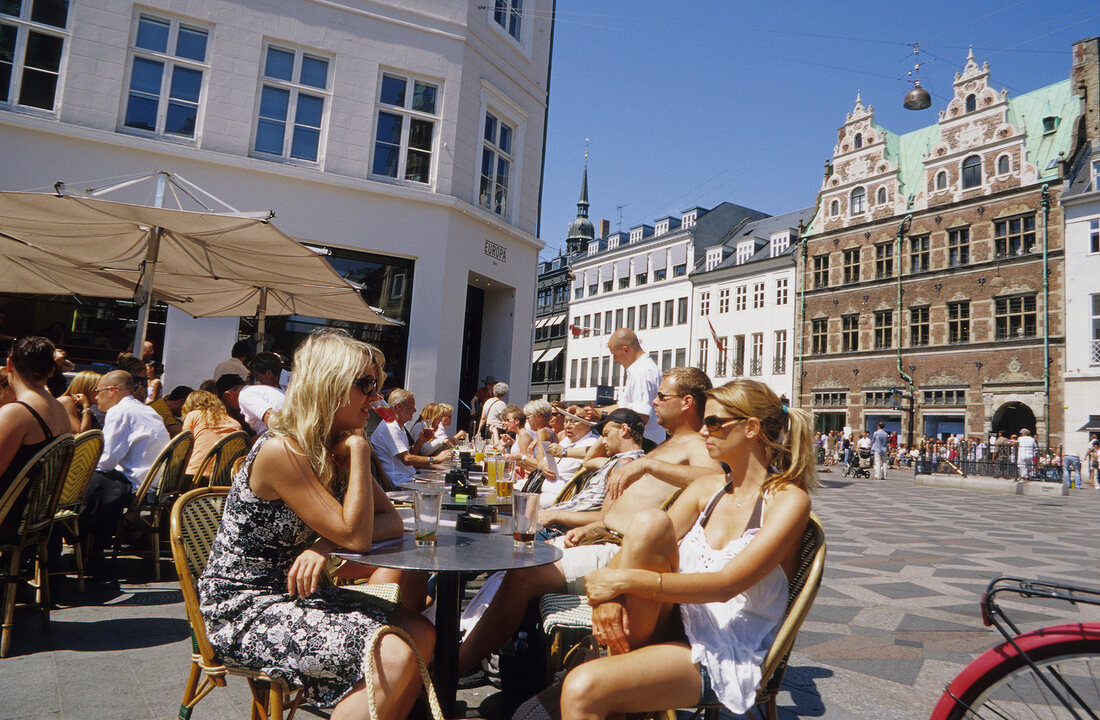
top-left (345, 530), bottom-right (561, 716)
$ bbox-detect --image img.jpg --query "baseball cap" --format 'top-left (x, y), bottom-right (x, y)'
top-left (596, 408), bottom-right (645, 438)
top-left (216, 373), bottom-right (246, 395)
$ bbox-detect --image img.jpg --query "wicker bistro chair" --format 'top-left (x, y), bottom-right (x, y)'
top-left (52, 430), bottom-right (103, 592)
top-left (0, 434), bottom-right (75, 657)
top-left (113, 431), bottom-right (193, 580)
top-left (171, 487), bottom-right (440, 720)
top-left (191, 431), bottom-right (248, 488)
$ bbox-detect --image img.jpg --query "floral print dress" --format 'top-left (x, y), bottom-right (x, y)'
top-left (198, 435), bottom-right (397, 707)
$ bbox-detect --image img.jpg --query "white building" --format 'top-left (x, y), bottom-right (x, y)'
top-left (0, 0), bottom-right (551, 410)
top-left (1060, 37), bottom-right (1100, 457)
top-left (563, 202), bottom-right (767, 403)
top-left (689, 209), bottom-right (812, 401)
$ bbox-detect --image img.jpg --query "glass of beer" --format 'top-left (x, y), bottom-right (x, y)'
top-left (413, 489), bottom-right (443, 548)
top-left (512, 491), bottom-right (539, 549)
top-left (495, 458), bottom-right (513, 498)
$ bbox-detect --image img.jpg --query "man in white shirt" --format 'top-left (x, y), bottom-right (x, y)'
top-left (212, 339), bottom-right (252, 382)
top-left (1016, 428), bottom-right (1038, 479)
top-left (81, 370), bottom-right (170, 565)
top-left (238, 351), bottom-right (286, 434)
top-left (370, 388), bottom-right (452, 487)
top-left (602, 328), bottom-right (663, 445)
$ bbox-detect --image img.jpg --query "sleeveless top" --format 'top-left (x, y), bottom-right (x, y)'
top-left (677, 474), bottom-right (789, 714)
top-left (0, 401), bottom-right (56, 489)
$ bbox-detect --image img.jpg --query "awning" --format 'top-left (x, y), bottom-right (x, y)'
top-left (614, 258), bottom-right (630, 278)
top-left (1078, 415), bottom-right (1100, 432)
top-left (534, 316), bottom-right (550, 328)
top-left (540, 346), bottom-right (564, 363)
top-left (670, 241), bottom-right (688, 267)
top-left (552, 314), bottom-right (567, 326)
top-left (650, 248), bottom-right (667, 271)
top-left (532, 348), bottom-right (547, 363)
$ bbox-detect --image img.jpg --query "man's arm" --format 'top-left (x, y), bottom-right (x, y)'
top-left (97, 412), bottom-right (130, 472)
top-left (537, 507), bottom-right (603, 530)
top-left (396, 448), bottom-right (453, 470)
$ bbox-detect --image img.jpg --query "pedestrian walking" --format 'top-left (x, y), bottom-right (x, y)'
top-left (871, 423), bottom-right (889, 480)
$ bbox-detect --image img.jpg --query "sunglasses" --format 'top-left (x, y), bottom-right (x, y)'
top-left (702, 415), bottom-right (747, 433)
top-left (352, 374), bottom-right (378, 395)
top-left (94, 385), bottom-right (117, 393)
top-left (655, 392), bottom-right (684, 402)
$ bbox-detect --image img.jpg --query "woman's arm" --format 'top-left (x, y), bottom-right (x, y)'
top-left (0, 404), bottom-right (29, 479)
top-left (371, 478), bottom-right (404, 541)
top-left (588, 485), bottom-right (810, 606)
top-left (250, 434), bottom-right (376, 552)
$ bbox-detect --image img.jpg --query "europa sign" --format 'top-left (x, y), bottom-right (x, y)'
top-left (484, 239), bottom-right (507, 262)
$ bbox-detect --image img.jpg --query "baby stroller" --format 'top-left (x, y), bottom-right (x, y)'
top-left (844, 450), bottom-right (872, 478)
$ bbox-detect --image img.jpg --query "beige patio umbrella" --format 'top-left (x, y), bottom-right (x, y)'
top-left (0, 183), bottom-right (396, 350)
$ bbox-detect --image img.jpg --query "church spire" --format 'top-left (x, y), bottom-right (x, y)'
top-left (566, 148), bottom-right (595, 254)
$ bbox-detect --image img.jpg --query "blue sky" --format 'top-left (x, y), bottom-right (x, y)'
top-left (536, 0), bottom-right (1100, 258)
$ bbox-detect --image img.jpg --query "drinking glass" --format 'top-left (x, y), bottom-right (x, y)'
top-left (495, 458), bottom-right (514, 498)
top-left (512, 491), bottom-right (539, 549)
top-left (413, 489), bottom-right (443, 548)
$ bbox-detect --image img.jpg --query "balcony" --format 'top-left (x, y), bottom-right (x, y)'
top-left (714, 359), bottom-right (727, 378)
top-left (750, 358), bottom-right (763, 376)
top-left (1092, 339), bottom-right (1100, 366)
top-left (773, 356), bottom-right (786, 374)
top-left (730, 360), bottom-right (744, 377)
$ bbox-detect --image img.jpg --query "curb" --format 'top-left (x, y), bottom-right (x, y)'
top-left (915, 473), bottom-right (1072, 496)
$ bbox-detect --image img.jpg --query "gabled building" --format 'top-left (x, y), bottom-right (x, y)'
top-left (690, 207), bottom-right (813, 402)
top-left (563, 201), bottom-right (767, 403)
top-left (799, 49), bottom-right (1079, 447)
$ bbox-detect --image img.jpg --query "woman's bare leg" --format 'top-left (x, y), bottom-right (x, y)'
top-left (560, 643), bottom-right (701, 720)
top-left (603, 507), bottom-right (680, 648)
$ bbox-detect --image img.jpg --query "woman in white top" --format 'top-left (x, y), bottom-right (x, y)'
top-left (560, 379), bottom-right (818, 719)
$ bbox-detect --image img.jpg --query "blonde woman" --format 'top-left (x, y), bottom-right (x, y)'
top-left (560, 380), bottom-right (818, 720)
top-left (58, 369), bottom-right (101, 434)
top-left (417, 402), bottom-right (466, 455)
top-left (180, 390), bottom-right (243, 483)
top-left (198, 330), bottom-right (434, 720)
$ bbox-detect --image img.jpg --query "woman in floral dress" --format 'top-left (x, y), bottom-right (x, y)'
top-left (199, 329), bottom-right (434, 720)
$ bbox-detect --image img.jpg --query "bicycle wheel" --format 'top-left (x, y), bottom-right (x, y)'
top-left (930, 623), bottom-right (1100, 720)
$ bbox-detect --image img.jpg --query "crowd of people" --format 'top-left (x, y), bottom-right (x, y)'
top-left (1, 326), bottom-right (824, 720)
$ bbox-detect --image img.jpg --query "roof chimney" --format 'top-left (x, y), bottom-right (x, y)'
top-left (1071, 37), bottom-right (1100, 144)
top-left (598, 219), bottom-right (610, 239)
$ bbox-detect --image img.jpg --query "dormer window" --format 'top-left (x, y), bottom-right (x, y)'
top-left (655, 220), bottom-right (668, 235)
top-left (705, 247), bottom-right (723, 271)
top-left (965, 94), bottom-right (976, 113)
top-left (1042, 116), bottom-right (1059, 134)
top-left (682, 210), bottom-right (697, 228)
top-left (770, 232), bottom-right (790, 257)
top-left (587, 243), bottom-right (598, 256)
top-left (854, 133), bottom-right (862, 149)
top-left (935, 171), bottom-right (947, 190)
top-left (876, 187), bottom-right (887, 205)
top-left (962, 155), bottom-right (981, 189)
top-left (607, 236), bottom-right (618, 250)
top-left (736, 243), bottom-right (753, 264)
top-left (850, 187), bottom-right (866, 215)
top-left (630, 229), bottom-right (642, 243)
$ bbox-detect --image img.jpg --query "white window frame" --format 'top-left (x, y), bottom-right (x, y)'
top-left (770, 232), bottom-right (790, 256)
top-left (735, 285), bottom-right (746, 312)
top-left (776, 277), bottom-right (789, 306)
top-left (752, 282), bottom-right (764, 309)
top-left (487, 0), bottom-right (531, 54)
top-left (850, 187), bottom-right (866, 215)
top-left (682, 210), bottom-right (697, 227)
top-left (699, 291), bottom-right (710, 316)
top-left (718, 288), bottom-right (730, 313)
top-left (252, 42), bottom-right (332, 165)
top-left (120, 12), bottom-right (210, 140)
top-left (736, 243), bottom-right (752, 264)
top-left (371, 69), bottom-right (442, 186)
top-left (1092, 160), bottom-right (1100, 192)
top-left (705, 247), bottom-right (722, 271)
top-left (477, 82), bottom-right (526, 221)
top-left (0, 0), bottom-right (69, 114)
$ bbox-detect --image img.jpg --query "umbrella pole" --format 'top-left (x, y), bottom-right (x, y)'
top-left (132, 173), bottom-right (167, 357)
top-left (255, 286), bottom-right (268, 350)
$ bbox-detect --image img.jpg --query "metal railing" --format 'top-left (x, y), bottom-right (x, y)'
top-left (895, 439), bottom-right (1064, 481)
top-left (1091, 338), bottom-right (1100, 366)
top-left (773, 356), bottom-right (786, 374)
top-left (750, 358), bottom-right (763, 376)
top-left (730, 359), bottom-right (744, 377)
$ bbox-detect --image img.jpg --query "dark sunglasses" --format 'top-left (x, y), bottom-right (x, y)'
top-left (655, 392), bottom-right (684, 402)
top-left (352, 374), bottom-right (378, 395)
top-left (702, 415), bottom-right (747, 433)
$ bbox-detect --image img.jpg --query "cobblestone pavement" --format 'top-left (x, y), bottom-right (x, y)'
top-left (2, 470), bottom-right (1099, 719)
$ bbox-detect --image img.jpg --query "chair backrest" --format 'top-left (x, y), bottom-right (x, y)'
top-left (134, 431), bottom-right (194, 507)
top-left (3, 434), bottom-right (74, 541)
top-left (757, 512), bottom-right (826, 698)
top-left (554, 467), bottom-right (596, 504)
top-left (195, 431), bottom-right (249, 488)
top-left (170, 486), bottom-right (228, 669)
top-left (370, 451), bottom-right (395, 492)
top-left (57, 430), bottom-right (103, 511)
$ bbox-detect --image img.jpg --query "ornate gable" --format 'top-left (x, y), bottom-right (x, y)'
top-left (924, 370), bottom-right (966, 387)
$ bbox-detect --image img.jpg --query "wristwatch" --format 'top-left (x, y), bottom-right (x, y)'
top-left (429, 456), bottom-right (437, 465)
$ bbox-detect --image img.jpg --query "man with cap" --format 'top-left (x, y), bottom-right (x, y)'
top-left (148, 384), bottom-right (193, 437)
top-left (238, 351), bottom-right (286, 435)
top-left (537, 406), bottom-right (600, 505)
top-left (601, 328), bottom-right (663, 445)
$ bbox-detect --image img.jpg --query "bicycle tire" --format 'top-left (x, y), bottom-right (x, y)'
top-left (930, 623), bottom-right (1100, 720)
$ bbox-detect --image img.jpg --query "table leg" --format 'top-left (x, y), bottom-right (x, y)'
top-left (435, 572), bottom-right (462, 716)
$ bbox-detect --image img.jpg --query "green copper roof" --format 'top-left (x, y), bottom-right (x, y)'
top-left (894, 124), bottom-right (940, 204)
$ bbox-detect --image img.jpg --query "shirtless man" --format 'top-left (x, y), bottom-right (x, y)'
top-left (457, 366), bottom-right (719, 673)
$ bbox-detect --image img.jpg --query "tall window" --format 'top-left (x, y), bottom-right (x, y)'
top-left (875, 243), bottom-right (893, 278)
top-left (664, 300), bottom-right (674, 326)
top-left (1090, 219), bottom-right (1099, 254)
top-left (625, 307), bottom-right (634, 330)
top-left (948, 301), bottom-right (970, 343)
top-left (638, 304), bottom-right (647, 330)
top-left (752, 283), bottom-right (764, 309)
top-left (699, 291), bottom-right (710, 315)
top-left (873, 310), bottom-right (892, 349)
top-left (910, 235), bottom-right (930, 274)
top-left (635, 272), bottom-right (648, 286)
top-left (661, 350), bottom-right (672, 372)
top-left (604, 312), bottom-right (612, 334)
top-left (965, 94), bottom-right (976, 113)
top-left (675, 348), bottom-right (686, 367)
top-left (615, 309), bottom-right (623, 328)
top-left (995, 295), bottom-right (1037, 340)
top-left (718, 288), bottom-right (730, 313)
top-left (592, 311), bottom-right (601, 335)
top-left (811, 318), bottom-right (828, 355)
top-left (935, 171), bottom-right (947, 190)
top-left (813, 255), bottom-right (829, 289)
top-left (1093, 160), bottom-right (1100, 192)
top-left (569, 358), bottom-right (577, 388)
top-left (492, 0), bottom-right (523, 41)
top-left (732, 336), bottom-right (745, 376)
top-left (843, 248), bottom-right (860, 284)
top-left (910, 307), bottom-right (930, 346)
top-left (750, 333), bottom-right (763, 375)
top-left (601, 357), bottom-right (610, 385)
top-left (650, 302), bottom-right (660, 328)
top-left (619, 277), bottom-right (629, 290)
top-left (776, 277), bottom-right (788, 305)
top-left (0, 0), bottom-right (69, 111)
top-left (715, 337), bottom-right (728, 378)
top-left (677, 297), bottom-right (688, 324)
top-left (612, 359), bottom-right (621, 386)
top-left (735, 286), bottom-right (747, 311)
top-left (373, 72), bottom-right (438, 184)
top-left (590, 356), bottom-right (599, 386)
top-left (962, 155), bottom-right (982, 189)
top-left (997, 155), bottom-right (1011, 175)
top-left (124, 14), bottom-right (208, 137)
top-left (841, 315), bottom-right (858, 352)
top-left (698, 338), bottom-right (709, 372)
top-left (1091, 294), bottom-right (1100, 366)
top-left (877, 187), bottom-right (887, 205)
top-left (948, 228), bottom-right (970, 266)
top-left (479, 112), bottom-right (513, 216)
top-left (254, 45), bottom-right (329, 162)
top-left (773, 330), bottom-right (787, 374)
top-left (579, 358), bottom-right (588, 388)
top-left (850, 187), bottom-right (866, 214)
top-left (995, 216), bottom-right (1035, 257)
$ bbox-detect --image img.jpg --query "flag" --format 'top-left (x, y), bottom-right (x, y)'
top-left (706, 316), bottom-right (725, 353)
